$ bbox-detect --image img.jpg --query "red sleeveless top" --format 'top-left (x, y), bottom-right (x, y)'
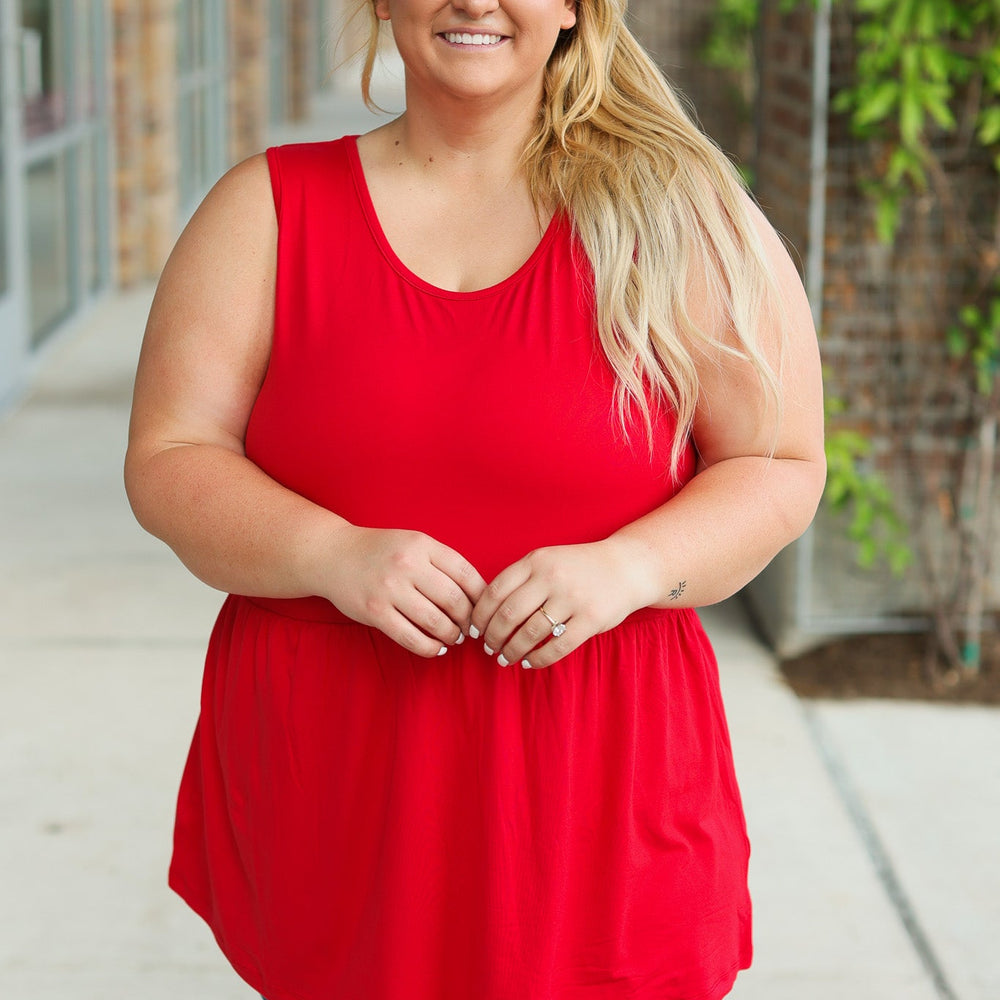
top-left (168, 137), bottom-right (752, 1000)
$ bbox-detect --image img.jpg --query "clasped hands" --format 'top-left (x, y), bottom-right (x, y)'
top-left (318, 526), bottom-right (658, 670)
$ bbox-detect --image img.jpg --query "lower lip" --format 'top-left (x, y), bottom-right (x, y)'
top-left (438, 35), bottom-right (508, 50)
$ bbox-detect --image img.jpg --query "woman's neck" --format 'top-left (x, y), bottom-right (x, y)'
top-left (388, 80), bottom-right (541, 185)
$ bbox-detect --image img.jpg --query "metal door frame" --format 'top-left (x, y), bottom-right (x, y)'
top-left (0, 0), bottom-right (28, 406)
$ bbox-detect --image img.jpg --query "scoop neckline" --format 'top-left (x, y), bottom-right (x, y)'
top-left (345, 134), bottom-right (561, 300)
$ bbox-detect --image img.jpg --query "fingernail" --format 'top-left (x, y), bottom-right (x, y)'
top-left (437, 646), bottom-right (448, 656)
top-left (483, 643), bottom-right (494, 656)
top-left (497, 654), bottom-right (509, 667)
top-left (456, 632), bottom-right (466, 645)
top-left (469, 625), bottom-right (481, 639)
top-left (521, 659), bottom-right (532, 669)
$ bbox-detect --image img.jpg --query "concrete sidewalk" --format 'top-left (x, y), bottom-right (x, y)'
top-left (1, 82), bottom-right (997, 1000)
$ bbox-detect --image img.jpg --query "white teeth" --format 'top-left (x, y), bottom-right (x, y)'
top-left (444, 32), bottom-right (502, 45)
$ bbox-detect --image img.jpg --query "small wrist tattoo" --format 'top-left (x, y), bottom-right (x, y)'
top-left (669, 580), bottom-right (687, 601)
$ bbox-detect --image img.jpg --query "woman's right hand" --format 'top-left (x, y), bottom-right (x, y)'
top-left (318, 526), bottom-right (487, 658)
top-left (125, 155), bottom-right (484, 651)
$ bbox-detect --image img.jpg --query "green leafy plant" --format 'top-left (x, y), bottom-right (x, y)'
top-left (703, 0), bottom-right (761, 72)
top-left (948, 289), bottom-right (1000, 397)
top-left (706, 0), bottom-right (1000, 670)
top-left (823, 402), bottom-right (913, 576)
top-left (835, 0), bottom-right (1000, 671)
top-left (832, 0), bottom-right (1000, 243)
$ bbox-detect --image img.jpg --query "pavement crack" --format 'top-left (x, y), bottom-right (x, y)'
top-left (800, 701), bottom-right (961, 1000)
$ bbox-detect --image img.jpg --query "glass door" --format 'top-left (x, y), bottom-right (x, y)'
top-left (0, 1), bottom-right (25, 401)
top-left (268, 0), bottom-right (288, 123)
top-left (178, 0), bottom-right (227, 217)
top-left (20, 0), bottom-right (109, 349)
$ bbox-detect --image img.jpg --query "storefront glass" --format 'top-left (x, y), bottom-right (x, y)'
top-left (178, 0), bottom-right (226, 214)
top-left (20, 0), bottom-right (108, 347)
top-left (20, 0), bottom-right (69, 139)
top-left (269, 0), bottom-right (288, 123)
top-left (0, 47), bottom-right (8, 300)
top-left (26, 152), bottom-right (71, 336)
top-left (76, 0), bottom-right (100, 120)
top-left (0, 154), bottom-right (7, 300)
top-left (316, 0), bottom-right (335, 89)
top-left (0, 163), bottom-right (10, 296)
top-left (78, 132), bottom-right (104, 295)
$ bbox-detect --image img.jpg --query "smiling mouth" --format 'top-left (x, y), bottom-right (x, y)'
top-left (440, 32), bottom-right (505, 46)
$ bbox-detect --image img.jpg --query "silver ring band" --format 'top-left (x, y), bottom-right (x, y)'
top-left (539, 605), bottom-right (567, 638)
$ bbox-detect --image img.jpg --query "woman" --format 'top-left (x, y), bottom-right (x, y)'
top-left (125, 0), bottom-right (825, 995)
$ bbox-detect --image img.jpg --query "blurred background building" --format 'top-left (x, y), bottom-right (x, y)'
top-left (0, 0), bottom-right (750, 412)
top-left (0, 0), bottom-right (995, 651)
top-left (0, 0), bottom-right (351, 405)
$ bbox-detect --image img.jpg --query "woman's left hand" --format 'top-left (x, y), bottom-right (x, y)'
top-left (470, 540), bottom-right (657, 669)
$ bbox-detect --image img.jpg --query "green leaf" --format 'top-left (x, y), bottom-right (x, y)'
top-left (947, 325), bottom-right (969, 357)
top-left (920, 43), bottom-right (950, 81)
top-left (854, 79), bottom-right (901, 127)
top-left (858, 537), bottom-right (878, 569)
top-left (978, 106), bottom-right (1000, 146)
top-left (990, 297), bottom-right (1000, 328)
top-left (876, 195), bottom-right (902, 242)
top-left (922, 84), bottom-right (956, 130)
top-left (899, 90), bottom-right (925, 146)
top-left (889, 543), bottom-right (914, 576)
top-left (915, 0), bottom-right (939, 38)
top-left (826, 478), bottom-right (849, 507)
top-left (885, 145), bottom-right (926, 186)
top-left (960, 304), bottom-right (982, 327)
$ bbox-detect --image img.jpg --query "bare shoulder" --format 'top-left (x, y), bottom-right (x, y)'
top-left (688, 184), bottom-right (825, 466)
top-left (737, 188), bottom-right (808, 293)
top-left (162, 152), bottom-right (276, 285)
top-left (129, 153), bottom-right (278, 457)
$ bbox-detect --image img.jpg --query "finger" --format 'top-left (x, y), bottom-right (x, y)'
top-left (518, 616), bottom-right (592, 670)
top-left (470, 562), bottom-right (531, 642)
top-left (481, 581), bottom-right (552, 662)
top-left (396, 589), bottom-right (465, 647)
top-left (430, 548), bottom-right (488, 605)
top-left (381, 609), bottom-right (453, 659)
top-left (499, 606), bottom-right (573, 666)
top-left (414, 564), bottom-right (476, 634)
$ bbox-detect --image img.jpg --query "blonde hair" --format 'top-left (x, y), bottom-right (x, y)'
top-left (348, 0), bottom-right (783, 473)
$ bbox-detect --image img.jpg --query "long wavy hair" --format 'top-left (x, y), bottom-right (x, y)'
top-left (347, 0), bottom-right (784, 473)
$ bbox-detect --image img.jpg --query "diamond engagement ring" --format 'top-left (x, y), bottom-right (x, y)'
top-left (539, 606), bottom-right (567, 638)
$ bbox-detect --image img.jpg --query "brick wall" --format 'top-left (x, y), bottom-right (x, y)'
top-left (227, 0), bottom-right (269, 163)
top-left (141, 1), bottom-right (180, 278)
top-left (820, 2), bottom-right (993, 454)
top-left (753, 0), bottom-right (814, 260)
top-left (112, 0), bottom-right (180, 285)
top-left (111, 0), bottom-right (143, 286)
top-left (629, 0), bottom-right (754, 165)
top-left (113, 0), bottom-right (281, 283)
top-left (289, 0), bottom-right (317, 119)
top-left (753, 0), bottom-right (999, 624)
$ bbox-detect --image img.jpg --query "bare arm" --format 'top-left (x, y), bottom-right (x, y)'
top-left (606, 196), bottom-right (826, 608)
top-left (124, 154), bottom-right (484, 656)
top-left (472, 195), bottom-right (826, 668)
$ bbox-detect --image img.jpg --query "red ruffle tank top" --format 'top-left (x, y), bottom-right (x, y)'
top-left (168, 136), bottom-right (752, 1000)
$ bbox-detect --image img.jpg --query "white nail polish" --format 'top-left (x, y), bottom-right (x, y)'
top-left (469, 625), bottom-right (481, 639)
top-left (437, 646), bottom-right (448, 656)
top-left (456, 632), bottom-right (466, 645)
top-left (521, 659), bottom-right (532, 669)
top-left (483, 644), bottom-right (494, 656)
top-left (498, 654), bottom-right (509, 667)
